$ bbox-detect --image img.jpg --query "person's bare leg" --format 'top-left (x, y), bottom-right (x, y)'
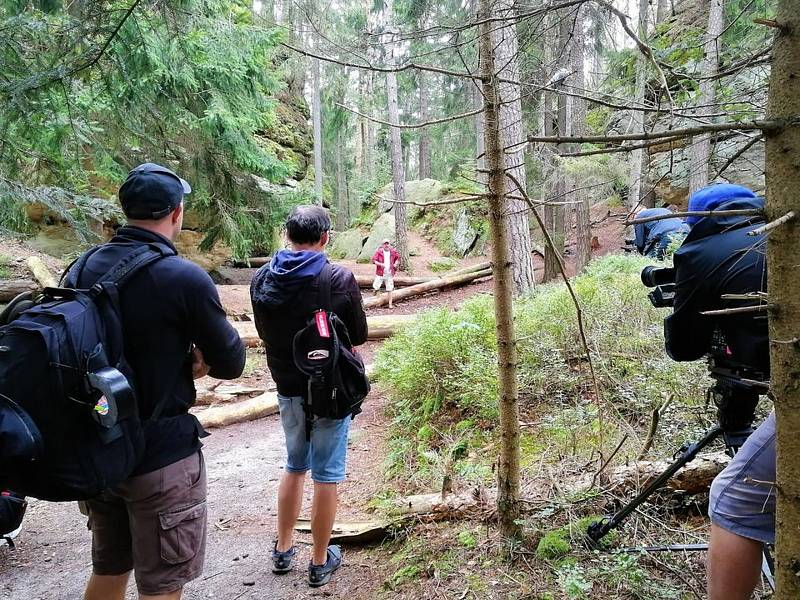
top-left (141, 590), bottom-right (182, 600)
top-left (276, 471), bottom-right (306, 552)
top-left (388, 290), bottom-right (393, 309)
top-left (707, 523), bottom-right (763, 600)
top-left (310, 482), bottom-right (338, 565)
top-left (84, 572), bottom-right (130, 600)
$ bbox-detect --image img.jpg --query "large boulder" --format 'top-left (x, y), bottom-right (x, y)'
top-left (330, 229), bottom-right (367, 260)
top-left (452, 207), bottom-right (482, 257)
top-left (357, 212), bottom-right (395, 263)
top-left (377, 179), bottom-right (444, 217)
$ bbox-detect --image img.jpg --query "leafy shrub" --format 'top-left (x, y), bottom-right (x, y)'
top-left (374, 254), bottom-right (709, 483)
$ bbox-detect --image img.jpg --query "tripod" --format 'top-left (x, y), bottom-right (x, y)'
top-left (586, 369), bottom-right (774, 590)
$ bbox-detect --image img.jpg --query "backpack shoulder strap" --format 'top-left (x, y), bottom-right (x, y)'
top-left (318, 262), bottom-right (333, 312)
top-left (94, 242), bottom-right (176, 289)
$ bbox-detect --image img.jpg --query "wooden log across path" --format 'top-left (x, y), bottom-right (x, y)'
top-left (193, 391), bottom-right (279, 428)
top-left (232, 313), bottom-right (418, 347)
top-left (363, 261), bottom-right (492, 309)
top-left (355, 274), bottom-right (435, 288)
top-left (0, 279), bottom-right (37, 301)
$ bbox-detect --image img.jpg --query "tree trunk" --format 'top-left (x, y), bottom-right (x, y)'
top-left (627, 0), bottom-right (649, 209)
top-left (688, 0), bottom-right (724, 194)
top-left (418, 72), bottom-right (432, 180)
top-left (490, 0), bottom-right (535, 295)
top-left (479, 0), bottom-right (522, 540)
top-left (474, 82), bottom-right (487, 186)
top-left (384, 2), bottom-right (410, 271)
top-left (336, 129), bottom-right (348, 228)
top-left (312, 40), bottom-right (323, 204)
top-left (656, 0), bottom-right (671, 23)
top-left (765, 5), bottom-right (800, 597)
top-left (570, 8), bottom-right (591, 273)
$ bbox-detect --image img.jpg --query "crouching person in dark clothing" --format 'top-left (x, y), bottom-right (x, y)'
top-left (71, 164), bottom-right (246, 600)
top-left (632, 207), bottom-right (689, 259)
top-left (250, 205), bottom-right (367, 587)
top-left (662, 183), bottom-right (773, 600)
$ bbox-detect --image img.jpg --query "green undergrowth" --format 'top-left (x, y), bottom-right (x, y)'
top-left (373, 254), bottom-right (709, 488)
top-left (0, 255), bottom-right (11, 279)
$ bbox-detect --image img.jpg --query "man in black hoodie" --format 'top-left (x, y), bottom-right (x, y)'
top-left (662, 184), bottom-right (772, 600)
top-left (250, 205), bottom-right (367, 587)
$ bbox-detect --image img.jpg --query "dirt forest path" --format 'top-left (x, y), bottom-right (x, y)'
top-left (0, 208), bottom-right (630, 598)
top-left (0, 232), bottom-right (495, 600)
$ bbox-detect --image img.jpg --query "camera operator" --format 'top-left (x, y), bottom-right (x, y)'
top-left (662, 183), bottom-right (772, 600)
top-left (632, 207), bottom-right (689, 260)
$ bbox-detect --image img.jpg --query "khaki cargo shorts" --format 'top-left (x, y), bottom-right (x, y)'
top-left (86, 451), bottom-right (208, 596)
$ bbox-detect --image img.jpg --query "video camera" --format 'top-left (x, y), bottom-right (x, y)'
top-left (640, 265), bottom-right (675, 308)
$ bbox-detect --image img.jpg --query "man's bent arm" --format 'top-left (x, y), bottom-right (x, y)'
top-left (187, 269), bottom-right (246, 379)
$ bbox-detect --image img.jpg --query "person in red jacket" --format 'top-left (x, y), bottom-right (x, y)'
top-left (371, 239), bottom-right (401, 309)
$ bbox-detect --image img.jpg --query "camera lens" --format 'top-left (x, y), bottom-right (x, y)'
top-left (641, 266), bottom-right (675, 287)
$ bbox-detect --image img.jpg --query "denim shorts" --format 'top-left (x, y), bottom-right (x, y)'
top-left (709, 412), bottom-right (776, 544)
top-left (278, 394), bottom-right (350, 483)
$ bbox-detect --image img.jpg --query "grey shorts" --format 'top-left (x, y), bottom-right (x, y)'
top-left (86, 451), bottom-right (208, 595)
top-left (709, 412), bottom-right (776, 544)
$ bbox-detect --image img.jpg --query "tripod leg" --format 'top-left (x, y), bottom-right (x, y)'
top-left (761, 547), bottom-right (775, 592)
top-left (588, 426), bottom-right (723, 543)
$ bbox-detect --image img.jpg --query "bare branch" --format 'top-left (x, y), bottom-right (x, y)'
top-left (748, 211), bottom-right (796, 236)
top-left (560, 135), bottom-right (686, 158)
top-left (335, 102), bottom-right (482, 129)
top-left (712, 135), bottom-right (765, 180)
top-left (625, 209), bottom-right (763, 225)
top-left (526, 119), bottom-right (789, 146)
top-left (700, 305), bottom-right (773, 316)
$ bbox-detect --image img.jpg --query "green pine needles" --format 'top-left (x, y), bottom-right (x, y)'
top-left (0, 0), bottom-right (309, 258)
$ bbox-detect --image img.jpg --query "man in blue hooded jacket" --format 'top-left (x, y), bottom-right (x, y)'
top-left (250, 205), bottom-right (367, 587)
top-left (662, 184), bottom-right (773, 600)
top-left (632, 207), bottom-right (689, 259)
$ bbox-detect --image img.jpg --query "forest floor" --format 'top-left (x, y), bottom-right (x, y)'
top-left (1, 204), bottom-right (747, 600)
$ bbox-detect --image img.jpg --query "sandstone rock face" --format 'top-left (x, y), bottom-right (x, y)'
top-left (175, 230), bottom-right (233, 272)
top-left (357, 212), bottom-right (396, 263)
top-left (376, 179), bottom-right (444, 217)
top-left (330, 229), bottom-right (367, 260)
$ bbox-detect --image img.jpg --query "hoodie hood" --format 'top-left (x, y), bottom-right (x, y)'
top-left (250, 249), bottom-right (328, 309)
top-left (634, 208), bottom-right (687, 254)
top-left (684, 196), bottom-right (765, 243)
top-left (686, 184), bottom-right (757, 225)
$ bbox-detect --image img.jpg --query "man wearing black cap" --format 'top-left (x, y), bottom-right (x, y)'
top-left (67, 163), bottom-right (246, 600)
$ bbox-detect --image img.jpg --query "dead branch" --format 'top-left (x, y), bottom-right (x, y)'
top-left (700, 305), bottom-right (772, 316)
top-left (335, 102), bottom-right (482, 129)
top-left (625, 208), bottom-right (763, 225)
top-left (712, 135), bottom-right (764, 180)
top-left (637, 394), bottom-right (674, 461)
top-left (560, 135), bottom-right (685, 158)
top-left (526, 119), bottom-right (787, 146)
top-left (748, 210), bottom-right (795, 236)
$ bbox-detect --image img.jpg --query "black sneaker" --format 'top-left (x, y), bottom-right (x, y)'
top-left (308, 545), bottom-right (342, 587)
top-left (271, 543), bottom-right (296, 574)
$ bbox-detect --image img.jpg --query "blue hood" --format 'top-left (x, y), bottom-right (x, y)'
top-left (634, 208), bottom-right (688, 254)
top-left (250, 249), bottom-right (328, 309)
top-left (686, 184), bottom-right (757, 225)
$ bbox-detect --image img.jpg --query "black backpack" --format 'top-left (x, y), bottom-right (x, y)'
top-left (0, 491), bottom-right (26, 547)
top-left (292, 263), bottom-right (370, 433)
top-left (0, 243), bottom-right (173, 501)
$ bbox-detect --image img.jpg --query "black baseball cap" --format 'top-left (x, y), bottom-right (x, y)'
top-left (119, 163), bottom-right (191, 220)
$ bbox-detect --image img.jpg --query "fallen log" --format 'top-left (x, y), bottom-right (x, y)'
top-left (0, 279), bottom-right (37, 301)
top-left (194, 384), bottom-right (267, 406)
top-left (232, 313), bottom-right (417, 347)
top-left (583, 451), bottom-right (729, 496)
top-left (387, 488), bottom-right (496, 519)
top-left (364, 267), bottom-right (493, 309)
top-left (355, 274), bottom-right (435, 288)
top-left (26, 256), bottom-right (57, 289)
top-left (294, 518), bottom-right (394, 545)
top-left (242, 256), bottom-right (271, 268)
top-left (193, 391), bottom-right (279, 428)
